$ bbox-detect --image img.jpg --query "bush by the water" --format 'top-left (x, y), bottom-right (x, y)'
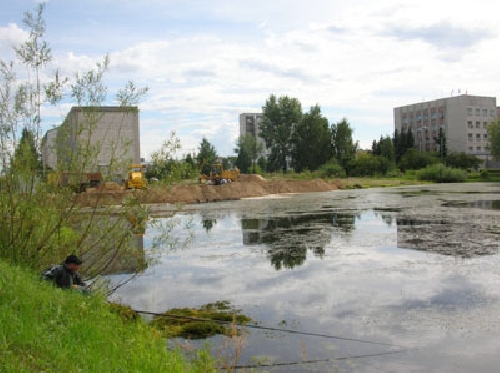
top-left (317, 161), bottom-right (346, 178)
top-left (416, 164), bottom-right (467, 183)
top-left (0, 260), bottom-right (215, 372)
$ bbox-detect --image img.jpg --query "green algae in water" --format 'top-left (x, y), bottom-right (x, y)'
top-left (151, 300), bottom-right (252, 339)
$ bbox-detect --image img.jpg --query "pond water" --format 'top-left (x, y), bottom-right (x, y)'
top-left (109, 183), bottom-right (500, 372)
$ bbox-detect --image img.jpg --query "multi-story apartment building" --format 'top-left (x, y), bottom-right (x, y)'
top-left (41, 106), bottom-right (141, 179)
top-left (394, 95), bottom-right (497, 166)
top-left (239, 112), bottom-right (268, 158)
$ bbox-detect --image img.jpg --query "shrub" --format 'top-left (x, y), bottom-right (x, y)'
top-left (416, 164), bottom-right (467, 183)
top-left (317, 162), bottom-right (346, 178)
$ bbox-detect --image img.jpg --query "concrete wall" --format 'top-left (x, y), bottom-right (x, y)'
top-left (41, 127), bottom-right (59, 170)
top-left (43, 106), bottom-right (141, 180)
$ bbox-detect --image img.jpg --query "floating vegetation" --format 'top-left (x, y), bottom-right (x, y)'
top-left (109, 302), bottom-right (141, 322)
top-left (373, 207), bottom-right (402, 213)
top-left (151, 300), bottom-right (252, 339)
top-left (442, 200), bottom-right (500, 210)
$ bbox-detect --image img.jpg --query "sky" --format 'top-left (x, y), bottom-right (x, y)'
top-left (1, 0), bottom-right (500, 161)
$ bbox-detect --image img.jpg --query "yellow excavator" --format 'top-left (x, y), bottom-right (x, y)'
top-left (123, 164), bottom-right (147, 189)
top-left (199, 163), bottom-right (240, 185)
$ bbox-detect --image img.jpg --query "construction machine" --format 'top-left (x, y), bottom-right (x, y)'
top-left (48, 171), bottom-right (102, 193)
top-left (123, 164), bottom-right (147, 189)
top-left (199, 163), bottom-right (240, 185)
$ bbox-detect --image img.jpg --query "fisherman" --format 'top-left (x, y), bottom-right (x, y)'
top-left (43, 254), bottom-right (90, 294)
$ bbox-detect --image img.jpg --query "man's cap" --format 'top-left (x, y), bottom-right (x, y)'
top-left (65, 254), bottom-right (82, 265)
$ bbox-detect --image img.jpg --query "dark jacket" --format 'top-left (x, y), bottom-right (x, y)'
top-left (44, 263), bottom-right (86, 289)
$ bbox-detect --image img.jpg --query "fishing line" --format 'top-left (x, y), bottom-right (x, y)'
top-left (226, 349), bottom-right (414, 370)
top-left (132, 308), bottom-right (411, 349)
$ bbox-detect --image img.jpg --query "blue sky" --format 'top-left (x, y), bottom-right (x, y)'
top-left (2, 0), bottom-right (500, 160)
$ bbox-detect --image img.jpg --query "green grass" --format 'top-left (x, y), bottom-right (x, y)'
top-left (0, 260), bottom-right (215, 372)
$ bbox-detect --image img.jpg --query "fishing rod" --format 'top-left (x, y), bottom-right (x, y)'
top-left (133, 308), bottom-right (412, 349)
top-left (227, 348), bottom-right (415, 370)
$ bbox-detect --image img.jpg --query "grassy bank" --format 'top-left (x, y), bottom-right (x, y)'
top-left (0, 261), bottom-right (215, 372)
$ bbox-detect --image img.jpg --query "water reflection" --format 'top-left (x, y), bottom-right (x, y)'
top-left (110, 185), bottom-right (500, 372)
top-left (396, 215), bottom-right (499, 257)
top-left (242, 212), bottom-right (358, 269)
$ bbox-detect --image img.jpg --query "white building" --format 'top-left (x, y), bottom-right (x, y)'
top-left (41, 106), bottom-right (141, 179)
top-left (394, 95), bottom-right (497, 165)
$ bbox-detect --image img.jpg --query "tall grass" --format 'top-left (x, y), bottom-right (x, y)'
top-left (0, 260), bottom-right (215, 372)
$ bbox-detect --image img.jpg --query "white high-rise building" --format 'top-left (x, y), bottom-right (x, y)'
top-left (394, 95), bottom-right (497, 165)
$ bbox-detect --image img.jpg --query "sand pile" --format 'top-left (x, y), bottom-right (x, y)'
top-left (75, 176), bottom-right (341, 207)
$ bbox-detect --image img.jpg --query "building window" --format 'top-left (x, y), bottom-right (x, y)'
top-left (245, 117), bottom-right (255, 135)
top-left (468, 133), bottom-right (473, 141)
top-left (467, 108), bottom-right (473, 116)
top-left (476, 108), bottom-right (481, 116)
top-left (476, 121), bottom-right (481, 128)
top-left (469, 147), bottom-right (473, 153)
top-left (484, 133), bottom-right (488, 140)
top-left (476, 146), bottom-right (481, 153)
top-left (467, 121), bottom-right (473, 128)
top-left (476, 133), bottom-right (481, 140)
top-left (491, 109), bottom-right (496, 117)
top-left (483, 122), bottom-right (488, 129)
top-left (483, 108), bottom-right (488, 117)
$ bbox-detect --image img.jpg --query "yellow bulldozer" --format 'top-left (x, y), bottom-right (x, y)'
top-left (123, 164), bottom-right (147, 189)
top-left (199, 163), bottom-right (240, 185)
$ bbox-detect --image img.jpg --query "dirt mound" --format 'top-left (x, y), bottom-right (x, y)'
top-left (75, 176), bottom-right (341, 207)
top-left (238, 174), bottom-right (266, 183)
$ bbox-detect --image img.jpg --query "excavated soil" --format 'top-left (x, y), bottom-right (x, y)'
top-left (75, 175), bottom-right (343, 207)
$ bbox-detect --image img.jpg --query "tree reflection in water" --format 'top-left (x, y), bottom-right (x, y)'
top-left (242, 212), bottom-right (357, 270)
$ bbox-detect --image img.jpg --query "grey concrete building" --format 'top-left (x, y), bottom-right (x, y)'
top-left (41, 127), bottom-right (59, 170)
top-left (239, 112), bottom-right (268, 158)
top-left (42, 106), bottom-right (141, 179)
top-left (394, 95), bottom-right (497, 166)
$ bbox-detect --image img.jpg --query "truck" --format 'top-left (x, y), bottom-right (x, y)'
top-left (123, 164), bottom-right (147, 189)
top-left (199, 163), bottom-right (240, 185)
top-left (47, 171), bottom-right (102, 193)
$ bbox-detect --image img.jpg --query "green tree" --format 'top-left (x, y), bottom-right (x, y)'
top-left (14, 3), bottom-right (52, 143)
top-left (12, 128), bottom-right (39, 173)
top-left (260, 94), bottom-right (302, 173)
top-left (406, 129), bottom-right (414, 150)
top-left (196, 137), bottom-right (218, 175)
top-left (291, 105), bottom-right (332, 173)
top-left (331, 118), bottom-right (357, 174)
top-left (379, 135), bottom-right (395, 163)
top-left (445, 152), bottom-right (482, 170)
top-left (400, 148), bottom-right (438, 171)
top-left (257, 156), bottom-right (267, 174)
top-left (487, 120), bottom-right (500, 161)
top-left (371, 139), bottom-right (380, 155)
top-left (435, 128), bottom-right (447, 160)
top-left (235, 134), bottom-right (260, 173)
top-left (348, 153), bottom-right (392, 177)
top-left (185, 153), bottom-right (194, 167)
top-left (149, 131), bottom-right (181, 180)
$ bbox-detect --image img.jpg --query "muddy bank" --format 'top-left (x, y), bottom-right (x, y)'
top-left (75, 174), bottom-right (343, 207)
